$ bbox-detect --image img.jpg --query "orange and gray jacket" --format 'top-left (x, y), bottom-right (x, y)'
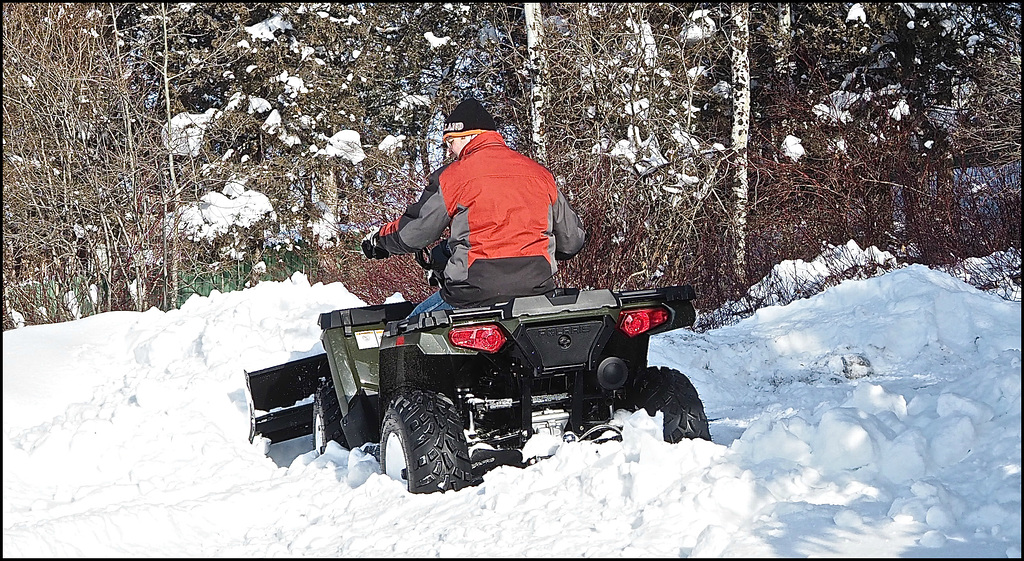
top-left (376, 131), bottom-right (586, 308)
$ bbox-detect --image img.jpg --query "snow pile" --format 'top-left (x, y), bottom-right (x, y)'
top-left (3, 249), bottom-right (1021, 557)
top-left (696, 240), bottom-right (902, 330)
top-left (652, 265), bottom-right (1020, 555)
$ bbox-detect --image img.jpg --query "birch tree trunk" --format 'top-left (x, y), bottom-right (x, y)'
top-left (730, 3), bottom-right (751, 280)
top-left (524, 2), bottom-right (547, 163)
top-left (161, 4), bottom-right (181, 310)
top-left (776, 3), bottom-right (793, 94)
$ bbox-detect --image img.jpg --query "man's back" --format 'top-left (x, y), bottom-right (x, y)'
top-left (439, 131), bottom-right (559, 266)
top-left (430, 130), bottom-right (584, 307)
top-left (371, 98), bottom-right (586, 310)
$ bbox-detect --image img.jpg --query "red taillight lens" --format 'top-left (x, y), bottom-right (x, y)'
top-left (617, 307), bottom-right (670, 337)
top-left (448, 324), bottom-right (507, 353)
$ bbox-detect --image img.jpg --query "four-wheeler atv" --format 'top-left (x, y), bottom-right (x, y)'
top-left (245, 243), bottom-right (711, 494)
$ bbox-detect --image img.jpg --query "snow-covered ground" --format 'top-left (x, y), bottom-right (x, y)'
top-left (3, 245), bottom-right (1020, 557)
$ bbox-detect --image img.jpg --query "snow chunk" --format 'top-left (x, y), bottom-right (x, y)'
top-left (671, 124), bottom-right (701, 157)
top-left (811, 408), bottom-right (879, 471)
top-left (244, 14), bottom-right (293, 41)
top-left (319, 130), bottom-right (366, 165)
top-left (889, 99), bottom-right (911, 121)
top-left (162, 108), bottom-right (219, 157)
top-left (222, 176), bottom-right (247, 198)
top-left (847, 4), bottom-right (867, 23)
top-left (176, 183), bottom-right (275, 242)
top-left (683, 9), bottom-right (716, 44)
top-left (378, 134), bottom-right (406, 155)
top-left (261, 109), bottom-right (282, 135)
top-left (424, 31), bottom-right (450, 48)
top-left (248, 97), bottom-right (271, 114)
top-left (276, 71), bottom-right (308, 98)
top-left (624, 98), bottom-right (650, 117)
top-left (781, 135), bottom-right (804, 162)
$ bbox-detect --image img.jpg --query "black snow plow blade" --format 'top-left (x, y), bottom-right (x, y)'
top-left (245, 353), bottom-right (329, 444)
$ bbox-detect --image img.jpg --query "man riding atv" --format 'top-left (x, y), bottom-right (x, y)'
top-left (245, 98), bottom-right (710, 496)
top-left (361, 97), bottom-right (587, 315)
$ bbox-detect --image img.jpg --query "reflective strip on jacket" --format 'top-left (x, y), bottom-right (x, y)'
top-left (376, 130), bottom-right (587, 308)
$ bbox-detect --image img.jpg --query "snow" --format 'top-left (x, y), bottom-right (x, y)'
top-left (782, 134), bottom-right (805, 162)
top-left (378, 134), bottom-right (406, 155)
top-left (317, 129), bottom-right (367, 164)
top-left (177, 179), bottom-right (275, 243)
top-left (162, 108), bottom-right (220, 157)
top-left (248, 96), bottom-right (271, 114)
top-left (7, 6), bottom-right (1019, 554)
top-left (683, 10), bottom-right (716, 44)
top-left (890, 99), bottom-right (912, 121)
top-left (4, 246), bottom-right (1020, 557)
top-left (847, 4), bottom-right (868, 24)
top-left (424, 31), bottom-right (451, 49)
top-left (244, 13), bottom-right (293, 42)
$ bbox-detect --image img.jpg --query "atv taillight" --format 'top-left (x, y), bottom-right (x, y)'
top-left (448, 324), bottom-right (507, 353)
top-left (618, 307), bottom-right (670, 337)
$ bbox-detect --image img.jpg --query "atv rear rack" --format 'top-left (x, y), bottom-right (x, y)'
top-left (386, 285), bottom-right (696, 336)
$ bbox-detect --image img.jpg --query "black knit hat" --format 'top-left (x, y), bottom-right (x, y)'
top-left (443, 98), bottom-right (496, 135)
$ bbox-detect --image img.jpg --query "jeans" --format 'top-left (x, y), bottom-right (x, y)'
top-left (408, 290), bottom-right (453, 317)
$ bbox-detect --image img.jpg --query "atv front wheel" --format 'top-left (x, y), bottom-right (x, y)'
top-left (380, 388), bottom-right (477, 493)
top-left (623, 366), bottom-right (712, 443)
top-left (313, 379), bottom-right (346, 454)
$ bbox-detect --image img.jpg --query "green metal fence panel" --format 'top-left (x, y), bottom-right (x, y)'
top-left (175, 249), bottom-right (319, 307)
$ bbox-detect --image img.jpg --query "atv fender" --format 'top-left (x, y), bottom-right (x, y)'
top-left (318, 301), bottom-right (415, 415)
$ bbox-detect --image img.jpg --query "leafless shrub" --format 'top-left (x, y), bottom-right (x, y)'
top-left (937, 247), bottom-right (1022, 301)
top-left (319, 236), bottom-right (435, 306)
top-left (3, 3), bottom-right (1020, 331)
top-left (3, 4), bottom-right (171, 328)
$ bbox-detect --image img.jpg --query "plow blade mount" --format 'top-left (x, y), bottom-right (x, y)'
top-left (245, 353), bottom-right (330, 444)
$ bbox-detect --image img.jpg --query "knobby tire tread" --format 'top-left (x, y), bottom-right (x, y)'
top-left (627, 366), bottom-right (712, 443)
top-left (314, 379), bottom-right (346, 453)
top-left (383, 388), bottom-right (478, 493)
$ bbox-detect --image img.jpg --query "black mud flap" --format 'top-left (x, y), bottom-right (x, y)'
top-left (341, 389), bottom-right (381, 449)
top-left (245, 353), bottom-right (330, 443)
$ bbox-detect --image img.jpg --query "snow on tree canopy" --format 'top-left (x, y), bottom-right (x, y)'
top-left (162, 109), bottom-right (219, 157)
top-left (244, 13), bottom-right (293, 41)
top-left (176, 178), bottom-right (275, 243)
top-left (318, 129), bottom-right (366, 165)
top-left (782, 135), bottom-right (805, 162)
top-left (847, 4), bottom-right (868, 23)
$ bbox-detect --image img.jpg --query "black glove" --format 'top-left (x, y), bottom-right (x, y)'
top-left (417, 240), bottom-right (451, 287)
top-left (429, 238), bottom-right (452, 267)
top-left (361, 231), bottom-right (390, 259)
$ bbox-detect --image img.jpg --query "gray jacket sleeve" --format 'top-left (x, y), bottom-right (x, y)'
top-left (377, 167), bottom-right (451, 255)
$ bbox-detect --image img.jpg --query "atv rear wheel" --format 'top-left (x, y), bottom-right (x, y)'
top-left (380, 388), bottom-right (477, 493)
top-left (623, 366), bottom-right (711, 443)
top-left (313, 379), bottom-right (346, 454)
